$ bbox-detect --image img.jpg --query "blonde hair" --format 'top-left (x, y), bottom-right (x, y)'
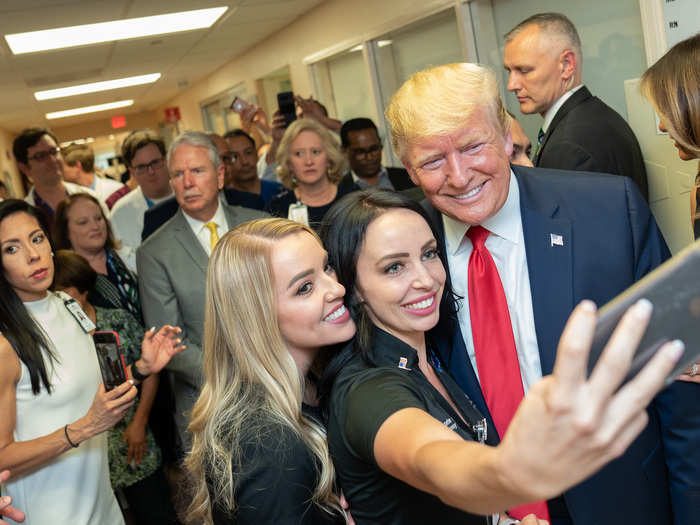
top-left (641, 33), bottom-right (700, 159)
top-left (275, 118), bottom-right (347, 189)
top-left (186, 218), bottom-right (343, 524)
top-left (385, 63), bottom-right (509, 163)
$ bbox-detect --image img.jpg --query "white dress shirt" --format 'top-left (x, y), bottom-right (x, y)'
top-left (182, 196), bottom-right (229, 256)
top-left (442, 171), bottom-right (542, 392)
top-left (90, 174), bottom-right (125, 202)
top-left (542, 84), bottom-right (585, 133)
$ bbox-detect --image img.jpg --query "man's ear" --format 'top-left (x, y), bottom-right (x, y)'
top-left (216, 163), bottom-right (225, 190)
top-left (560, 49), bottom-right (577, 81)
top-left (504, 130), bottom-right (514, 159)
top-left (18, 161), bottom-right (31, 180)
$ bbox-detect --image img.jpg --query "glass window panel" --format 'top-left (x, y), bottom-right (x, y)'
top-left (326, 49), bottom-right (374, 122)
top-left (474, 0), bottom-right (647, 148)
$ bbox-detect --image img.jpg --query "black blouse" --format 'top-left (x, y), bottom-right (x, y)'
top-left (211, 404), bottom-right (343, 525)
top-left (266, 183), bottom-right (359, 231)
top-left (325, 327), bottom-right (497, 525)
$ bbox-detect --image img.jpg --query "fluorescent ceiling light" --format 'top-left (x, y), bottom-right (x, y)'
top-left (46, 100), bottom-right (133, 120)
top-left (6, 7), bottom-right (228, 54)
top-left (349, 40), bottom-right (392, 53)
top-left (35, 73), bottom-right (161, 100)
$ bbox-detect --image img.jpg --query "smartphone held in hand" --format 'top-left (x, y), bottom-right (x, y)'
top-left (230, 96), bottom-right (254, 114)
top-left (93, 331), bottom-right (128, 391)
top-left (588, 239), bottom-right (700, 384)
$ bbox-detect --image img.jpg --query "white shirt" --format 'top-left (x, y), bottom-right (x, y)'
top-left (183, 196), bottom-right (229, 256)
top-left (542, 84), bottom-right (585, 133)
top-left (110, 186), bottom-right (171, 257)
top-left (442, 171), bottom-right (542, 392)
top-left (90, 174), bottom-right (125, 203)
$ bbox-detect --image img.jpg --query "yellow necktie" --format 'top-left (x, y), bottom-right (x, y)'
top-left (204, 222), bottom-right (219, 250)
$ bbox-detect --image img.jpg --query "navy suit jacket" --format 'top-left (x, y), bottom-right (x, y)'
top-left (426, 165), bottom-right (699, 524)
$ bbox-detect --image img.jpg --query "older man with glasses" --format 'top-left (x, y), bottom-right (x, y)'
top-left (13, 128), bottom-right (105, 227)
top-left (110, 129), bottom-right (173, 260)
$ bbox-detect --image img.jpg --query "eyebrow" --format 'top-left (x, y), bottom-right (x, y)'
top-left (0, 228), bottom-right (42, 246)
top-left (287, 269), bottom-right (314, 290)
top-left (376, 239), bottom-right (437, 263)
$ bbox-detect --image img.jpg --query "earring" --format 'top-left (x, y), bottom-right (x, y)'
top-left (51, 251), bottom-right (55, 257)
top-left (292, 175), bottom-right (297, 186)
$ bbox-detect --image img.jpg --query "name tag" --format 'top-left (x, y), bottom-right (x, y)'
top-left (288, 201), bottom-right (309, 226)
top-left (64, 298), bottom-right (96, 333)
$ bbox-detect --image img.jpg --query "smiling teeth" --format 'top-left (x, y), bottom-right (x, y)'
top-left (403, 296), bottom-right (434, 310)
top-left (324, 305), bottom-right (346, 321)
top-left (457, 183), bottom-right (483, 199)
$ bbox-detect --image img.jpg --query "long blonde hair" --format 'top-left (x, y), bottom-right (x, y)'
top-left (185, 218), bottom-right (343, 524)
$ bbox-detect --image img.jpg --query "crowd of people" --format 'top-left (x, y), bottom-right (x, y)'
top-left (0, 11), bottom-right (698, 525)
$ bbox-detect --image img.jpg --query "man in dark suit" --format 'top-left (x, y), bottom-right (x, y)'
top-left (503, 13), bottom-right (648, 201)
top-left (385, 62), bottom-right (698, 525)
top-left (137, 131), bottom-right (267, 445)
top-left (338, 118), bottom-right (417, 195)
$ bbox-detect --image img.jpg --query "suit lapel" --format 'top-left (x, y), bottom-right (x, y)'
top-left (515, 169), bottom-right (574, 375)
top-left (171, 210), bottom-right (209, 274)
top-left (222, 202), bottom-right (240, 234)
top-left (422, 201), bottom-right (493, 425)
top-left (535, 86), bottom-right (592, 166)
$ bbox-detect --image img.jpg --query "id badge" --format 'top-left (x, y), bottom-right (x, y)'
top-left (288, 201), bottom-right (309, 226)
top-left (64, 298), bottom-right (96, 333)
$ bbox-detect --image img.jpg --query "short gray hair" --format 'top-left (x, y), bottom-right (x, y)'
top-left (505, 13), bottom-right (581, 60)
top-left (167, 130), bottom-right (221, 173)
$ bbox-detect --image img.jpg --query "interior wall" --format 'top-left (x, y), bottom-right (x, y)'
top-left (155, 0), bottom-right (453, 131)
top-left (50, 110), bottom-right (160, 143)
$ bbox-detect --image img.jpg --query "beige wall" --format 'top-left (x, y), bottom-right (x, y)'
top-left (51, 110), bottom-right (160, 143)
top-left (156, 0), bottom-right (452, 131)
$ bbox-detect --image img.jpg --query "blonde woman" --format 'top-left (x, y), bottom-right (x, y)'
top-left (267, 119), bottom-right (357, 230)
top-left (186, 218), bottom-right (356, 524)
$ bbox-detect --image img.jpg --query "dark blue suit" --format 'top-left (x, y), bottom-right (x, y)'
top-left (427, 164), bottom-right (700, 524)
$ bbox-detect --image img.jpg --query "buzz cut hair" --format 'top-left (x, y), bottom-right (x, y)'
top-left (505, 12), bottom-right (582, 60)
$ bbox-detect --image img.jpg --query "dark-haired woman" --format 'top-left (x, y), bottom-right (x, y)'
top-left (53, 192), bottom-right (141, 321)
top-left (52, 250), bottom-right (177, 525)
top-left (320, 190), bottom-right (684, 524)
top-left (0, 199), bottom-right (183, 524)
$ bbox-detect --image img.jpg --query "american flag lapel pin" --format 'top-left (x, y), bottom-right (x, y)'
top-left (550, 233), bottom-right (564, 247)
top-left (398, 357), bottom-right (411, 371)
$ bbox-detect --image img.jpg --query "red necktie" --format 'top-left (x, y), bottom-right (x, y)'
top-left (466, 225), bottom-right (550, 522)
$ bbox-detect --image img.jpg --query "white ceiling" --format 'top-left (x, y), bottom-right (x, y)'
top-left (0, 0), bottom-right (324, 132)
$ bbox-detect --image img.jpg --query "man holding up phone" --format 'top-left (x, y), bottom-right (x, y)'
top-left (385, 62), bottom-right (700, 525)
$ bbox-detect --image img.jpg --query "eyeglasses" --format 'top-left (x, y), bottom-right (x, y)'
top-left (27, 147), bottom-right (61, 162)
top-left (221, 153), bottom-right (237, 164)
top-left (132, 157), bottom-right (165, 175)
top-left (350, 144), bottom-right (382, 159)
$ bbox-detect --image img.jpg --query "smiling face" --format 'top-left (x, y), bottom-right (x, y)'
top-left (355, 208), bottom-right (445, 350)
top-left (346, 128), bottom-right (383, 179)
top-left (20, 134), bottom-right (64, 187)
top-left (170, 144), bottom-right (225, 222)
top-left (272, 231), bottom-right (356, 358)
top-left (504, 24), bottom-right (573, 116)
top-left (404, 108), bottom-right (513, 226)
top-left (289, 130), bottom-right (329, 187)
top-left (66, 196), bottom-right (107, 255)
top-left (1, 212), bottom-right (53, 302)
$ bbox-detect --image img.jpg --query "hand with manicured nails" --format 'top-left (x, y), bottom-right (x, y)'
top-left (135, 325), bottom-right (185, 377)
top-left (498, 299), bottom-right (684, 503)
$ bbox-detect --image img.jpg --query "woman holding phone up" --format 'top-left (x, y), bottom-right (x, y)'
top-left (0, 199), bottom-right (183, 524)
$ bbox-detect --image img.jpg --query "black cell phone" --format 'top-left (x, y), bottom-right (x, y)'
top-left (587, 239), bottom-right (700, 385)
top-left (93, 331), bottom-right (128, 391)
top-left (277, 91), bottom-right (296, 128)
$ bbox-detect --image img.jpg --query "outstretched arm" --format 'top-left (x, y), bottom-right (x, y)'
top-left (373, 300), bottom-right (682, 515)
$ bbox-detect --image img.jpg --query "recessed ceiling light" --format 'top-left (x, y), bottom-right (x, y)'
top-left (46, 100), bottom-right (134, 119)
top-left (35, 73), bottom-right (161, 100)
top-left (5, 7), bottom-right (228, 55)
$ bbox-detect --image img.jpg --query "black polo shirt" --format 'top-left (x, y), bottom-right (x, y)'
top-left (326, 327), bottom-right (498, 525)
